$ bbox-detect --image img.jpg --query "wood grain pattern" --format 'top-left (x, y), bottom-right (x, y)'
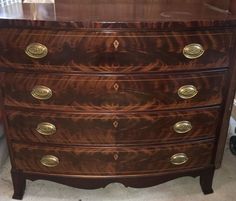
top-left (1, 1), bottom-right (236, 197)
top-left (3, 71), bottom-right (226, 112)
top-left (12, 140), bottom-right (214, 175)
top-left (0, 29), bottom-right (232, 73)
top-left (6, 107), bottom-right (220, 145)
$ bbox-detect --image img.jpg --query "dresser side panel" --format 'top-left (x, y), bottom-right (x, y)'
top-left (215, 29), bottom-right (236, 168)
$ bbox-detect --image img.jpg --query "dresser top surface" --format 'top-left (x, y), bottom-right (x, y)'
top-left (0, 0), bottom-right (236, 30)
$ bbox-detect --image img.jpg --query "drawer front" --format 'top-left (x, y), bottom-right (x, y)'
top-left (0, 29), bottom-right (232, 73)
top-left (12, 141), bottom-right (214, 175)
top-left (6, 108), bottom-right (220, 145)
top-left (3, 72), bottom-right (226, 111)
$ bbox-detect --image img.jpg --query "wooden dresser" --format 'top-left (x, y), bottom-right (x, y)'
top-left (1, 0), bottom-right (236, 199)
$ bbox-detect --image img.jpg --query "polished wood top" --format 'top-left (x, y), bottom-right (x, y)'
top-left (0, 0), bottom-right (236, 30)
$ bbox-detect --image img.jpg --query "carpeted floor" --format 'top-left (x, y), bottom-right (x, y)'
top-left (0, 146), bottom-right (236, 201)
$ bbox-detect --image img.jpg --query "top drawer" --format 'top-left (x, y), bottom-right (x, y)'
top-left (0, 29), bottom-right (232, 73)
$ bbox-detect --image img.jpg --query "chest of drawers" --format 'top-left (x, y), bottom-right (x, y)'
top-left (1, 0), bottom-right (236, 200)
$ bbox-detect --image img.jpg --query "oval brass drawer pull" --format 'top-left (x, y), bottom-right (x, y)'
top-left (170, 153), bottom-right (188, 165)
top-left (178, 85), bottom-right (198, 99)
top-left (183, 43), bottom-right (205, 59)
top-left (40, 155), bottom-right (59, 167)
top-left (25, 43), bottom-right (48, 59)
top-left (173, 121), bottom-right (192, 134)
top-left (31, 85), bottom-right (52, 100)
top-left (36, 122), bottom-right (56, 136)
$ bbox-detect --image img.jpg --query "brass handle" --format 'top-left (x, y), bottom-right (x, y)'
top-left (25, 43), bottom-right (48, 59)
top-left (40, 155), bottom-right (59, 167)
top-left (183, 43), bottom-right (205, 59)
top-left (170, 153), bottom-right (188, 165)
top-left (173, 121), bottom-right (192, 134)
top-left (36, 122), bottom-right (56, 136)
top-left (178, 85), bottom-right (198, 99)
top-left (31, 85), bottom-right (52, 100)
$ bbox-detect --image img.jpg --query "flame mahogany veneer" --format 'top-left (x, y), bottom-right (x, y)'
top-left (1, 0), bottom-right (236, 200)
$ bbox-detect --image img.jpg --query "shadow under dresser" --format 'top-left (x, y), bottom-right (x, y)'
top-left (1, 0), bottom-right (236, 199)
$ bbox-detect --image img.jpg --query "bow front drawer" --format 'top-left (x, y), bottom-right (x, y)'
top-left (12, 140), bottom-right (214, 175)
top-left (0, 29), bottom-right (232, 73)
top-left (3, 71), bottom-right (226, 111)
top-left (6, 107), bottom-right (220, 145)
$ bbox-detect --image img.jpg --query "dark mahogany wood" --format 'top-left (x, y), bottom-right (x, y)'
top-left (0, 29), bottom-right (232, 73)
top-left (230, 0), bottom-right (236, 13)
top-left (205, 0), bottom-right (231, 11)
top-left (3, 71), bottom-right (226, 112)
top-left (0, 0), bottom-right (236, 199)
top-left (215, 31), bottom-right (236, 167)
top-left (6, 107), bottom-right (220, 145)
top-left (205, 0), bottom-right (236, 14)
top-left (11, 169), bottom-right (26, 200)
top-left (11, 140), bottom-right (214, 175)
top-left (200, 166), bottom-right (215, 194)
top-left (11, 166), bottom-right (214, 200)
top-left (0, 0), bottom-right (236, 30)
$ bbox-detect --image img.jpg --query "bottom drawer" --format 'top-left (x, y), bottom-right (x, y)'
top-left (12, 141), bottom-right (214, 176)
